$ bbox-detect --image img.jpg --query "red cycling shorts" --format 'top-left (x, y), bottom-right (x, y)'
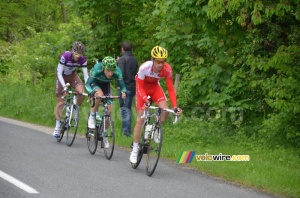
top-left (136, 84), bottom-right (166, 111)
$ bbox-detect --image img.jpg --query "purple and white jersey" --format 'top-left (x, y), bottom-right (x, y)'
top-left (59, 51), bottom-right (87, 75)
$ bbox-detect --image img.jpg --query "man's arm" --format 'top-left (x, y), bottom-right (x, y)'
top-left (85, 64), bottom-right (100, 94)
top-left (57, 63), bottom-right (66, 87)
top-left (166, 77), bottom-right (177, 108)
top-left (82, 67), bottom-right (89, 83)
top-left (115, 67), bottom-right (127, 93)
top-left (117, 57), bottom-right (126, 77)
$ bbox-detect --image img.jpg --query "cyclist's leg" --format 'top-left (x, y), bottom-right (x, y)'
top-left (130, 93), bottom-right (145, 163)
top-left (54, 76), bottom-right (66, 137)
top-left (101, 82), bottom-right (112, 130)
top-left (88, 88), bottom-right (103, 129)
top-left (151, 86), bottom-right (169, 123)
top-left (71, 72), bottom-right (85, 106)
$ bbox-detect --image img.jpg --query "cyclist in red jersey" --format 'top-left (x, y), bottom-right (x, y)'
top-left (129, 46), bottom-right (182, 164)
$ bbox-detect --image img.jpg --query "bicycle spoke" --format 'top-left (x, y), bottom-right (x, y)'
top-left (66, 105), bottom-right (79, 147)
top-left (104, 117), bottom-right (115, 160)
top-left (146, 125), bottom-right (162, 176)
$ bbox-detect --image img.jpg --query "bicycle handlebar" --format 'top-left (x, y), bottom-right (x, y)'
top-left (141, 106), bottom-right (179, 124)
top-left (90, 95), bottom-right (120, 108)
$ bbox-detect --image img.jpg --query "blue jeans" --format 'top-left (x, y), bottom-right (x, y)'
top-left (119, 89), bottom-right (135, 137)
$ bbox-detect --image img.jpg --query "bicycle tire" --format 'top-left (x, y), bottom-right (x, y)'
top-left (146, 123), bottom-right (163, 176)
top-left (131, 124), bottom-right (147, 169)
top-left (66, 105), bottom-right (79, 147)
top-left (86, 114), bottom-right (98, 155)
top-left (104, 116), bottom-right (115, 160)
top-left (57, 105), bottom-right (68, 142)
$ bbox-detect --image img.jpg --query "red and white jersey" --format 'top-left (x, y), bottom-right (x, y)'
top-left (136, 61), bottom-right (173, 83)
top-left (136, 61), bottom-right (177, 108)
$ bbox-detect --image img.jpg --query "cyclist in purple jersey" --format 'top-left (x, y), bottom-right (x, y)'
top-left (53, 41), bottom-right (89, 138)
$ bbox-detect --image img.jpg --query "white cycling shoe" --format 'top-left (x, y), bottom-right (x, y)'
top-left (129, 151), bottom-right (138, 164)
top-left (88, 117), bottom-right (95, 129)
top-left (103, 137), bottom-right (110, 149)
top-left (53, 127), bottom-right (60, 138)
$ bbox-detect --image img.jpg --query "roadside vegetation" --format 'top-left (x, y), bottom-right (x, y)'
top-left (0, 0), bottom-right (299, 197)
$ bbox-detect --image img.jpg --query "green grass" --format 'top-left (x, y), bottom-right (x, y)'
top-left (0, 82), bottom-right (299, 198)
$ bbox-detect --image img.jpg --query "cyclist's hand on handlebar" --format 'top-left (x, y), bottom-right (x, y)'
top-left (143, 100), bottom-right (151, 109)
top-left (62, 86), bottom-right (68, 96)
top-left (173, 107), bottom-right (183, 116)
top-left (88, 90), bottom-right (97, 98)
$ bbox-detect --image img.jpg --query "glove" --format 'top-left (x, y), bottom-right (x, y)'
top-left (143, 100), bottom-right (151, 109)
top-left (173, 107), bottom-right (182, 114)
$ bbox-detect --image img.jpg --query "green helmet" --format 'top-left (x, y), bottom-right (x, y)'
top-left (102, 56), bottom-right (117, 70)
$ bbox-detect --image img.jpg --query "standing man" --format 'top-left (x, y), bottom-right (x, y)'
top-left (117, 41), bottom-right (139, 137)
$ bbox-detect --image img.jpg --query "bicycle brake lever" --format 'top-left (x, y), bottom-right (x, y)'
top-left (173, 115), bottom-right (179, 124)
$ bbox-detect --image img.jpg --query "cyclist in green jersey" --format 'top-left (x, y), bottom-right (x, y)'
top-left (85, 56), bottom-right (127, 138)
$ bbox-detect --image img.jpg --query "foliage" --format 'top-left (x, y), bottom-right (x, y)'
top-left (0, 0), bottom-right (62, 42)
top-left (1, 0), bottom-right (299, 160)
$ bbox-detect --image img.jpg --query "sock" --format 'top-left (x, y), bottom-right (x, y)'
top-left (89, 112), bottom-right (95, 118)
top-left (133, 142), bottom-right (139, 152)
top-left (55, 120), bottom-right (60, 128)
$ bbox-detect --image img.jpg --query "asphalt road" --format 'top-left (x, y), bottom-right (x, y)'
top-left (0, 117), bottom-right (275, 198)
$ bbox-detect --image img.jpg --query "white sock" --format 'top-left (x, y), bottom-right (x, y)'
top-left (55, 120), bottom-right (60, 128)
top-left (89, 112), bottom-right (95, 119)
top-left (133, 142), bottom-right (139, 152)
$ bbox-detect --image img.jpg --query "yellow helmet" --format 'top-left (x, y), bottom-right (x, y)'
top-left (151, 46), bottom-right (168, 59)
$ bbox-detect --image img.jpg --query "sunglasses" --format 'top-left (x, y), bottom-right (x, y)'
top-left (74, 52), bottom-right (82, 57)
top-left (154, 59), bottom-right (166, 64)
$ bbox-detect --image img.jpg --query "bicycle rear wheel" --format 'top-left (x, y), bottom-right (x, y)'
top-left (146, 123), bottom-right (162, 176)
top-left (57, 105), bottom-right (68, 142)
top-left (66, 105), bottom-right (79, 147)
top-left (104, 116), bottom-right (115, 160)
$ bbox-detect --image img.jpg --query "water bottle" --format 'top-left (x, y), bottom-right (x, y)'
top-left (66, 106), bottom-right (71, 117)
top-left (96, 112), bottom-right (102, 125)
top-left (144, 124), bottom-right (152, 140)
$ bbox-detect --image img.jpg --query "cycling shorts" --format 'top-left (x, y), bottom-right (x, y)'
top-left (55, 71), bottom-right (83, 98)
top-left (90, 82), bottom-right (112, 104)
top-left (136, 84), bottom-right (166, 111)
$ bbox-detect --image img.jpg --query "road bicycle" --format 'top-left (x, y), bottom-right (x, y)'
top-left (86, 95), bottom-right (119, 160)
top-left (131, 101), bottom-right (179, 176)
top-left (57, 83), bottom-right (88, 147)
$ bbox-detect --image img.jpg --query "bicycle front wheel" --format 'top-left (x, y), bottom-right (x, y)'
top-left (86, 114), bottom-right (98, 155)
top-left (66, 105), bottom-right (79, 147)
top-left (146, 123), bottom-right (163, 176)
top-left (104, 116), bottom-right (115, 160)
top-left (57, 105), bottom-right (68, 143)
